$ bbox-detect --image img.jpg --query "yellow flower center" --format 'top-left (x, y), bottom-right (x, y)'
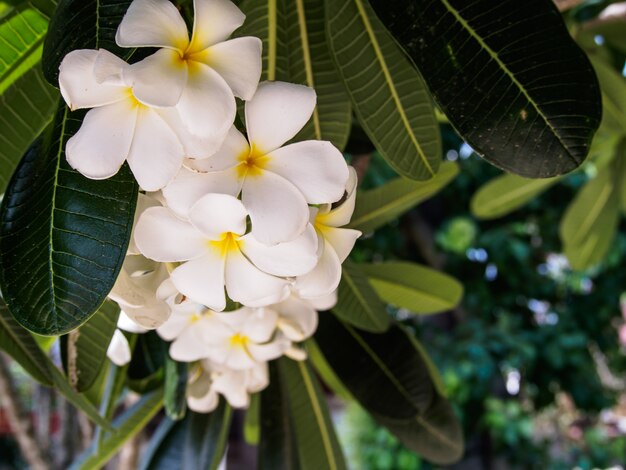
top-left (237, 145), bottom-right (270, 179)
top-left (229, 333), bottom-right (249, 348)
top-left (208, 232), bottom-right (240, 258)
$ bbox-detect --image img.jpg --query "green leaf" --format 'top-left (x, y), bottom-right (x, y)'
top-left (244, 391), bottom-right (260, 445)
top-left (349, 161), bottom-right (458, 232)
top-left (589, 57), bottom-right (626, 135)
top-left (306, 338), bottom-right (353, 401)
top-left (127, 331), bottom-right (166, 393)
top-left (237, 0), bottom-right (352, 150)
top-left (360, 261), bottom-right (463, 314)
top-left (560, 165), bottom-right (620, 270)
top-left (368, 0), bottom-right (602, 177)
top-left (66, 300), bottom-right (119, 392)
top-left (0, 0), bottom-right (56, 92)
top-left (374, 395), bottom-right (464, 466)
top-left (314, 315), bottom-right (463, 464)
top-left (278, 357), bottom-right (346, 470)
top-left (0, 106), bottom-right (139, 335)
top-left (333, 260), bottom-right (389, 332)
top-left (326, 0), bottom-right (441, 179)
top-left (140, 404), bottom-right (232, 470)
top-left (0, 298), bottom-right (53, 384)
top-left (164, 354), bottom-right (188, 421)
top-left (42, 0), bottom-right (132, 85)
top-left (0, 299), bottom-right (111, 427)
top-left (70, 390), bottom-right (163, 470)
top-left (181, 403), bottom-right (232, 470)
top-left (0, 64), bottom-right (57, 193)
top-left (258, 361), bottom-right (299, 470)
top-left (471, 173), bottom-right (561, 220)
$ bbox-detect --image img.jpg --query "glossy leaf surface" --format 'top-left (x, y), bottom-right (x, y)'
top-left (368, 0), bottom-right (602, 177)
top-left (0, 106), bottom-right (138, 335)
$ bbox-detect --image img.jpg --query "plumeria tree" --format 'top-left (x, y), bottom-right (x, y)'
top-left (0, 0), bottom-right (609, 468)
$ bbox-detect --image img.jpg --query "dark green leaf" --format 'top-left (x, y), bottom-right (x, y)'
top-left (0, 298), bottom-right (53, 384)
top-left (127, 331), bottom-right (166, 393)
top-left (258, 361), bottom-right (299, 470)
top-left (42, 0), bottom-right (133, 85)
top-left (0, 105), bottom-right (139, 335)
top-left (369, 0), bottom-right (602, 177)
top-left (238, 0), bottom-right (352, 150)
top-left (164, 354), bottom-right (188, 421)
top-left (306, 338), bottom-right (353, 400)
top-left (70, 390), bottom-right (163, 470)
top-left (139, 417), bottom-right (182, 470)
top-left (349, 161), bottom-right (458, 233)
top-left (326, 0), bottom-right (441, 179)
top-left (244, 391), bottom-right (260, 445)
top-left (0, 65), bottom-right (58, 193)
top-left (182, 402), bottom-right (232, 470)
top-left (333, 260), bottom-right (389, 332)
top-left (360, 261), bottom-right (463, 314)
top-left (278, 357), bottom-right (346, 470)
top-left (374, 395), bottom-right (464, 466)
top-left (66, 300), bottom-right (119, 392)
top-left (314, 315), bottom-right (463, 464)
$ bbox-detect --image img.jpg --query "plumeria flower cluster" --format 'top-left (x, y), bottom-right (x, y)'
top-left (61, 0), bottom-right (361, 411)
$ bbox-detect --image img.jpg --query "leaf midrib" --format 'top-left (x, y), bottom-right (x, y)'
top-left (298, 361), bottom-right (338, 470)
top-left (352, 0), bottom-right (434, 176)
top-left (439, 0), bottom-right (575, 161)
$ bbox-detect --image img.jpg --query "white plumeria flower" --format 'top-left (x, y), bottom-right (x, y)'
top-left (134, 193), bottom-right (318, 310)
top-left (187, 360), bottom-right (268, 412)
top-left (59, 49), bottom-right (210, 191)
top-left (204, 308), bottom-right (290, 370)
top-left (272, 295), bottom-right (318, 343)
top-left (116, 0), bottom-right (262, 152)
top-left (162, 81), bottom-right (350, 245)
top-left (106, 312), bottom-right (149, 366)
top-left (296, 167), bottom-right (361, 299)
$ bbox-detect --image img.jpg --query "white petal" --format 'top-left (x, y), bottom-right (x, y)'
top-left (65, 100), bottom-right (136, 180)
top-left (117, 311), bottom-right (150, 333)
top-left (93, 49), bottom-right (128, 86)
top-left (187, 387), bottom-right (219, 413)
top-left (116, 0), bottom-right (188, 50)
top-left (127, 107), bottom-right (185, 191)
top-left (128, 193), bottom-right (162, 254)
top-left (285, 346), bottom-right (307, 361)
top-left (157, 310), bottom-right (195, 341)
top-left (245, 81), bottom-right (316, 154)
top-left (162, 166), bottom-right (242, 219)
top-left (266, 141), bottom-right (349, 204)
top-left (134, 207), bottom-right (207, 262)
top-left (295, 244), bottom-right (342, 299)
top-left (224, 250), bottom-right (290, 307)
top-left (177, 61), bottom-right (235, 141)
top-left (305, 291), bottom-right (338, 311)
top-left (224, 346), bottom-right (257, 370)
top-left (107, 330), bottom-right (132, 366)
top-left (321, 166), bottom-right (358, 227)
top-left (239, 224), bottom-right (318, 277)
top-left (245, 362), bottom-right (269, 392)
top-left (242, 171), bottom-right (309, 245)
top-left (241, 309), bottom-right (278, 343)
top-left (212, 370), bottom-right (250, 407)
top-left (212, 307), bottom-right (251, 331)
top-left (275, 296), bottom-right (318, 341)
top-left (59, 49), bottom-right (128, 110)
top-left (200, 37), bottom-right (262, 100)
top-left (247, 338), bottom-right (290, 362)
top-left (170, 324), bottom-right (211, 361)
top-left (171, 254), bottom-right (227, 311)
top-left (116, 295), bottom-right (171, 330)
top-left (189, 0), bottom-right (246, 52)
top-left (323, 228), bottom-right (361, 263)
top-left (190, 126), bottom-right (249, 172)
top-left (189, 193), bottom-right (248, 239)
top-left (126, 49), bottom-right (188, 107)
